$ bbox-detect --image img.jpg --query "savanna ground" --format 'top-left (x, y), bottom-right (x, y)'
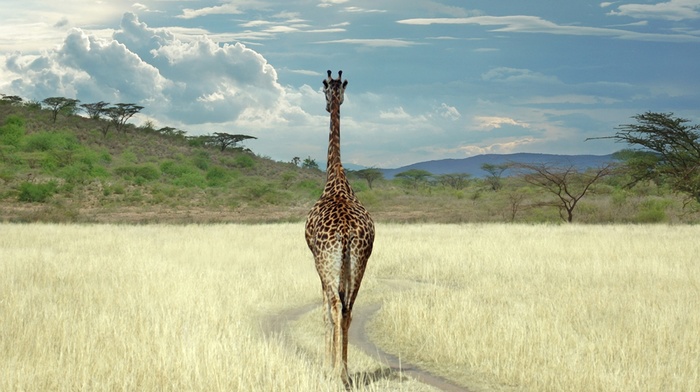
top-left (1, 223), bottom-right (699, 391)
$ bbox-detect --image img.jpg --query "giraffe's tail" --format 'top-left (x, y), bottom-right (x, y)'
top-left (337, 232), bottom-right (354, 317)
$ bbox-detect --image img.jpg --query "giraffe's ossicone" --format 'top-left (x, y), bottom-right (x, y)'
top-left (305, 70), bottom-right (375, 386)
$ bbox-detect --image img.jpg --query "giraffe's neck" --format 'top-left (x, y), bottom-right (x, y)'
top-left (326, 100), bottom-right (344, 182)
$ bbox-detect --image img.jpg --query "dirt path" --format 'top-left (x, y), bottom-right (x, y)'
top-left (262, 297), bottom-right (470, 391)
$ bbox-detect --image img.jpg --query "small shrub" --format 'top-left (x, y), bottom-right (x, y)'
top-left (296, 179), bottom-right (322, 199)
top-left (115, 164), bottom-right (161, 182)
top-left (350, 181), bottom-right (369, 193)
top-left (59, 163), bottom-right (92, 184)
top-left (636, 199), bottom-right (671, 223)
top-left (612, 189), bottom-right (628, 207)
top-left (0, 167), bottom-right (16, 183)
top-left (103, 183), bottom-right (125, 196)
top-left (234, 154), bottom-right (255, 168)
top-left (18, 181), bottom-right (58, 203)
top-left (99, 149), bottom-right (112, 163)
top-left (242, 179), bottom-right (283, 204)
top-left (18, 203), bottom-right (80, 223)
top-left (121, 149), bottom-right (138, 164)
top-left (0, 115), bottom-right (26, 147)
top-left (173, 172), bottom-right (206, 188)
top-left (160, 160), bottom-right (196, 177)
top-left (357, 190), bottom-right (378, 206)
top-left (280, 171), bottom-right (298, 189)
top-left (23, 131), bottom-right (79, 152)
top-left (206, 166), bottom-right (231, 187)
top-left (193, 150), bottom-right (210, 171)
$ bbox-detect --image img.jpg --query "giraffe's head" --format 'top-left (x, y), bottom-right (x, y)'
top-left (323, 70), bottom-right (348, 113)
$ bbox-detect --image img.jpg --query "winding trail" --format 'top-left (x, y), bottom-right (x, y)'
top-left (262, 293), bottom-right (470, 391)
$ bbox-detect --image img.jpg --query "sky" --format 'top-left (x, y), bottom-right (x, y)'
top-left (1, 0), bottom-right (699, 169)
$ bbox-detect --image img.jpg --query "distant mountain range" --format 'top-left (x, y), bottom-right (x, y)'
top-left (372, 153), bottom-right (618, 179)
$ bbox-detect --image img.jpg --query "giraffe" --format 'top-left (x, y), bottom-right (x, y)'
top-left (305, 70), bottom-right (375, 385)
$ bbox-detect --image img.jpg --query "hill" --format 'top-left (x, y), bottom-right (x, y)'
top-left (1, 99), bottom-right (697, 224)
top-left (0, 102), bottom-right (327, 223)
top-left (379, 153), bottom-right (618, 179)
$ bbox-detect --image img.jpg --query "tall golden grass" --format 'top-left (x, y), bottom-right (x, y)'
top-left (1, 223), bottom-right (698, 391)
top-left (1, 224), bottom-right (327, 391)
top-left (370, 224), bottom-right (700, 391)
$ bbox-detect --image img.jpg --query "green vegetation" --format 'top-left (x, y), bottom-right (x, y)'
top-left (1, 97), bottom-right (699, 223)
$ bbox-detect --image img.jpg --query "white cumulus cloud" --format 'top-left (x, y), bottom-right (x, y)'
top-left (2, 12), bottom-right (289, 127)
top-left (608, 0), bottom-right (700, 21)
top-left (474, 116), bottom-right (530, 130)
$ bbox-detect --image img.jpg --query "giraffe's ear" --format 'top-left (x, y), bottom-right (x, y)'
top-left (323, 79), bottom-right (329, 89)
top-left (342, 80), bottom-right (348, 89)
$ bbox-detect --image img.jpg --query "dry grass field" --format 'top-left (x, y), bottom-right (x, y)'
top-left (1, 223), bottom-right (698, 391)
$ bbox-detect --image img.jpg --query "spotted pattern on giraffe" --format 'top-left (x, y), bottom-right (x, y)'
top-left (305, 70), bottom-right (375, 386)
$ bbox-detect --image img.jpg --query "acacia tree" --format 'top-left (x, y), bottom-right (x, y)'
top-left (395, 169), bottom-right (432, 188)
top-left (354, 168), bottom-right (383, 189)
top-left (302, 156), bottom-right (318, 170)
top-left (481, 163), bottom-right (510, 191)
top-left (80, 101), bottom-right (110, 119)
top-left (591, 112), bottom-right (700, 203)
top-left (42, 97), bottom-right (80, 123)
top-left (1, 95), bottom-right (23, 105)
top-left (437, 173), bottom-right (471, 190)
top-left (107, 103), bottom-right (144, 134)
top-left (513, 162), bottom-right (615, 222)
top-left (212, 132), bottom-right (257, 152)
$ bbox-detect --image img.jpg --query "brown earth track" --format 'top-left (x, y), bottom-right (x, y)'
top-left (261, 297), bottom-right (470, 391)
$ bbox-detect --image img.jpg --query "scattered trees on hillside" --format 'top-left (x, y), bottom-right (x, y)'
top-left (592, 112), bottom-right (700, 203)
top-left (186, 133), bottom-right (257, 152)
top-left (395, 169), bottom-right (432, 188)
top-left (42, 97), bottom-right (80, 123)
top-left (211, 132), bottom-right (257, 152)
top-left (1, 94), bottom-right (23, 106)
top-left (302, 156), bottom-right (319, 170)
top-left (80, 101), bottom-right (110, 120)
top-left (354, 168), bottom-right (383, 189)
top-left (482, 163), bottom-right (509, 191)
top-left (78, 101), bottom-right (143, 137)
top-left (513, 162), bottom-right (615, 223)
top-left (437, 173), bottom-right (471, 190)
top-left (155, 126), bottom-right (186, 139)
top-left (107, 103), bottom-right (144, 134)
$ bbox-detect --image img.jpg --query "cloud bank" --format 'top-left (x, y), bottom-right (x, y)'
top-left (3, 12), bottom-right (289, 128)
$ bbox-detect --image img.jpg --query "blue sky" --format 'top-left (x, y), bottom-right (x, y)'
top-left (1, 1), bottom-right (699, 168)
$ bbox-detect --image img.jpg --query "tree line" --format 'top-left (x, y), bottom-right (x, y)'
top-left (1, 94), bottom-right (257, 153)
top-left (3, 94), bottom-right (698, 221)
top-left (345, 112), bottom-right (700, 223)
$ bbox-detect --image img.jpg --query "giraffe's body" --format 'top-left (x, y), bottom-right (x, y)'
top-left (305, 70), bottom-right (374, 385)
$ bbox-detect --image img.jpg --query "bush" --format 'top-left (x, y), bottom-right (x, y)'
top-left (23, 131), bottom-right (79, 152)
top-left (206, 166), bottom-right (231, 187)
top-left (115, 164), bottom-right (161, 182)
top-left (173, 172), bottom-right (206, 188)
top-left (121, 149), bottom-right (138, 164)
top-left (296, 179), bottom-right (322, 199)
top-left (160, 160), bottom-right (196, 177)
top-left (243, 182), bottom-right (283, 204)
top-left (234, 154), bottom-right (255, 168)
top-left (193, 150), bottom-right (210, 171)
top-left (0, 115), bottom-right (26, 147)
top-left (636, 199), bottom-right (671, 223)
top-left (18, 181), bottom-right (58, 202)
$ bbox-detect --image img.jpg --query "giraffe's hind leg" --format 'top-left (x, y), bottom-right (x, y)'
top-left (321, 289), bottom-right (334, 370)
top-left (340, 306), bottom-right (352, 385)
top-left (326, 292), bottom-right (348, 383)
